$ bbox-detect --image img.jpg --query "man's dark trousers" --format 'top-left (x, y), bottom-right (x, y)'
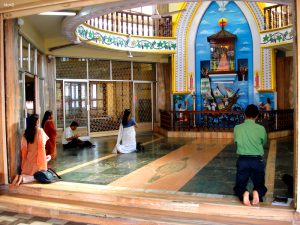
top-left (234, 156), bottom-right (268, 201)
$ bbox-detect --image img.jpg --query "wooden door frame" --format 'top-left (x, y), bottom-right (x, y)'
top-left (0, 14), bottom-right (8, 184)
top-left (295, 0), bottom-right (300, 211)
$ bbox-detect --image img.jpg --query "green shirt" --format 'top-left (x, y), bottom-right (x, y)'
top-left (234, 119), bottom-right (267, 156)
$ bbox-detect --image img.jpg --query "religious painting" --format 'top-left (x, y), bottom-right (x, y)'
top-left (210, 43), bottom-right (235, 72)
top-left (207, 18), bottom-right (236, 73)
top-left (237, 59), bottom-right (248, 81)
top-left (200, 60), bottom-right (210, 78)
top-left (173, 94), bottom-right (194, 111)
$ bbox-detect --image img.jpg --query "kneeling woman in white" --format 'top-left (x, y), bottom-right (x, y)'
top-left (113, 109), bottom-right (138, 153)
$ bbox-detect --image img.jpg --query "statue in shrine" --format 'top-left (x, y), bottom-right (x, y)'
top-left (207, 17), bottom-right (236, 73)
top-left (217, 49), bottom-right (229, 71)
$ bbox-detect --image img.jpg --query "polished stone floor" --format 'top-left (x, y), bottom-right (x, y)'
top-left (49, 132), bottom-right (293, 199)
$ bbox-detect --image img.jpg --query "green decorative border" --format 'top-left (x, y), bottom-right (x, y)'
top-left (75, 24), bottom-right (176, 53)
top-left (261, 27), bottom-right (293, 45)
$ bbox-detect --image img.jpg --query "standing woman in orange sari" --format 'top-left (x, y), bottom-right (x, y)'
top-left (42, 110), bottom-right (57, 160)
top-left (12, 114), bottom-right (49, 185)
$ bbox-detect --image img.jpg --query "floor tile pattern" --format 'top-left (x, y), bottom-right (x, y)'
top-left (274, 137), bottom-right (294, 197)
top-left (59, 137), bottom-right (192, 184)
top-left (180, 142), bottom-right (269, 195)
top-left (50, 132), bottom-right (158, 172)
top-left (37, 132), bottom-right (292, 198)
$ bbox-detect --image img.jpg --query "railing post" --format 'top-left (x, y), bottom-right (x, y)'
top-left (264, 8), bottom-right (267, 30)
top-left (121, 13), bottom-right (124, 34)
top-left (126, 13), bottom-right (128, 34)
top-left (269, 9), bottom-right (272, 29)
top-left (111, 13), bottom-right (114, 32)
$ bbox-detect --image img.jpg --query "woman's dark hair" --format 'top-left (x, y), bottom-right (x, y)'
top-left (25, 114), bottom-right (39, 144)
top-left (266, 98), bottom-right (271, 104)
top-left (41, 110), bottom-right (53, 128)
top-left (122, 109), bottom-right (131, 126)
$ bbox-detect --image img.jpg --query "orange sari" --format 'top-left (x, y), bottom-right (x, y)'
top-left (44, 120), bottom-right (57, 159)
top-left (21, 128), bottom-right (49, 175)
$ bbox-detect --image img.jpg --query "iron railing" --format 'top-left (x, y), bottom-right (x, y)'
top-left (160, 109), bottom-right (294, 132)
top-left (264, 4), bottom-right (292, 30)
top-left (86, 11), bottom-right (172, 37)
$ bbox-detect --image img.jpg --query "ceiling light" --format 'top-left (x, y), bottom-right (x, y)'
top-left (39, 11), bottom-right (76, 16)
top-left (73, 36), bottom-right (81, 44)
top-left (128, 52), bottom-right (133, 58)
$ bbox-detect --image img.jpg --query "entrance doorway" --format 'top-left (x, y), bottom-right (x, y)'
top-left (134, 82), bottom-right (153, 130)
top-left (63, 81), bottom-right (89, 137)
top-left (57, 80), bottom-right (155, 136)
top-left (19, 72), bottom-right (39, 131)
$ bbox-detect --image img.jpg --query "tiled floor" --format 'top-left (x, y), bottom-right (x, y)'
top-left (48, 132), bottom-right (293, 198)
top-left (0, 210), bottom-right (90, 225)
top-left (1, 134), bottom-right (294, 224)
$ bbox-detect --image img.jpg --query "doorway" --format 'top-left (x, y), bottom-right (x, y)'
top-left (19, 72), bottom-right (38, 131)
top-left (133, 82), bottom-right (153, 130)
top-left (63, 81), bottom-right (89, 137)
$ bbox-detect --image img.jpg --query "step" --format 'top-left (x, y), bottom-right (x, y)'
top-left (6, 182), bottom-right (296, 224)
top-left (0, 192), bottom-right (295, 225)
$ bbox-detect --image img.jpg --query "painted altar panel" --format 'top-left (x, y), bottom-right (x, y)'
top-left (195, 2), bottom-right (253, 110)
top-left (173, 94), bottom-right (194, 111)
top-left (258, 92), bottom-right (275, 110)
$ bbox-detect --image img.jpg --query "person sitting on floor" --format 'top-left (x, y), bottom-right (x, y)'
top-left (62, 121), bottom-right (95, 149)
top-left (12, 114), bottom-right (51, 186)
top-left (112, 109), bottom-right (142, 154)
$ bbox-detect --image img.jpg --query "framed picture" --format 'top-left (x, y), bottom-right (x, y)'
top-left (237, 59), bottom-right (248, 81)
top-left (200, 60), bottom-right (210, 78)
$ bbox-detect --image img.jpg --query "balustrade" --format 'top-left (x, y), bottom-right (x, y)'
top-left (160, 109), bottom-right (294, 132)
top-left (86, 11), bottom-right (172, 37)
top-left (264, 4), bottom-right (292, 30)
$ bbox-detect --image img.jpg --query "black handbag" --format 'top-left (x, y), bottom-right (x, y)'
top-left (33, 168), bottom-right (62, 184)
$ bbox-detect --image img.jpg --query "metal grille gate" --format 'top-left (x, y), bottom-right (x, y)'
top-left (55, 58), bottom-right (156, 135)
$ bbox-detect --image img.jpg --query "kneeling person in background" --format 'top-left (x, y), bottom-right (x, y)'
top-left (62, 121), bottom-right (95, 149)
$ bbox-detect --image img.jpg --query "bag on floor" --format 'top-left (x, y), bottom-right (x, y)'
top-left (34, 168), bottom-right (62, 184)
top-left (136, 142), bottom-right (145, 152)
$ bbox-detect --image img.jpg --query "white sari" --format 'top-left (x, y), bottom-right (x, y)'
top-left (112, 123), bottom-right (137, 154)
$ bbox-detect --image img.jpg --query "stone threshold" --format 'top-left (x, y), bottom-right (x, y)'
top-left (0, 182), bottom-right (296, 224)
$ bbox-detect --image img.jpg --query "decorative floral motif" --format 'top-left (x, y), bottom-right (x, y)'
top-left (75, 24), bottom-right (176, 52)
top-left (261, 27), bottom-right (293, 45)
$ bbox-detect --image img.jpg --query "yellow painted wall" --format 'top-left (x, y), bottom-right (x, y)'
top-left (20, 17), bottom-right (45, 51)
top-left (19, 22), bottom-right (169, 63)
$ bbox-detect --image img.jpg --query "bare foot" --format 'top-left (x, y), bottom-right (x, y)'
top-left (11, 175), bottom-right (19, 186)
top-left (16, 175), bottom-right (23, 186)
top-left (243, 191), bottom-right (251, 206)
top-left (252, 190), bottom-right (260, 205)
top-left (46, 155), bottom-right (51, 162)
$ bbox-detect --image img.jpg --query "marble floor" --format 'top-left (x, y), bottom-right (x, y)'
top-left (49, 132), bottom-right (293, 200)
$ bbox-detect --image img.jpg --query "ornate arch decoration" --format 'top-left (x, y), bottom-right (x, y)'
top-left (174, 1), bottom-right (272, 94)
